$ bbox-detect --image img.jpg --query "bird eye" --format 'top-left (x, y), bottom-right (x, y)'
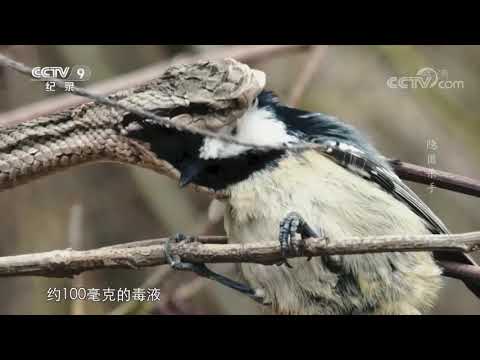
top-left (231, 126), bottom-right (238, 136)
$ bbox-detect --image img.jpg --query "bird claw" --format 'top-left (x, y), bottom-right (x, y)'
top-left (278, 212), bottom-right (321, 267)
top-left (165, 233), bottom-right (209, 276)
top-left (165, 233), bottom-right (268, 305)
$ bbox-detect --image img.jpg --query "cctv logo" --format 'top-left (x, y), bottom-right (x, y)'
top-left (31, 65), bottom-right (91, 82)
top-left (387, 67), bottom-right (464, 89)
top-left (32, 67), bottom-right (70, 80)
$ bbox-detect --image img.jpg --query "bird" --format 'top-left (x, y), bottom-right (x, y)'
top-left (128, 90), bottom-right (480, 315)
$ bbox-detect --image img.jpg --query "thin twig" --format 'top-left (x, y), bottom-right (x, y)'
top-left (0, 232), bottom-right (479, 278)
top-left (390, 160), bottom-right (480, 198)
top-left (0, 52), bottom-right (322, 153)
top-left (170, 277), bottom-right (206, 304)
top-left (0, 45), bottom-right (309, 126)
top-left (102, 236), bottom-right (227, 250)
top-left (288, 45), bottom-right (328, 107)
top-left (67, 204), bottom-right (87, 315)
top-left (108, 266), bottom-right (172, 315)
top-left (0, 54), bottom-right (249, 148)
top-left (440, 261), bottom-right (480, 282)
top-left (108, 222), bottom-right (224, 315)
top-left (3, 52), bottom-right (480, 202)
top-left (1, 51), bottom-right (480, 294)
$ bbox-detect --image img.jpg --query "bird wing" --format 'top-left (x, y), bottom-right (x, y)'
top-left (314, 139), bottom-right (480, 298)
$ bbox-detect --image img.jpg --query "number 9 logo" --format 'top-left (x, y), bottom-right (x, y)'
top-left (69, 65), bottom-right (91, 81)
top-left (77, 67), bottom-right (85, 79)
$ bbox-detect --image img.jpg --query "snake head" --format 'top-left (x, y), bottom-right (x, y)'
top-left (121, 59), bottom-right (265, 197)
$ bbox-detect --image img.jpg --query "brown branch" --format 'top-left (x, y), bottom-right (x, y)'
top-left (2, 52), bottom-right (480, 201)
top-left (440, 261), bottom-right (480, 283)
top-left (67, 204), bottom-right (87, 315)
top-left (108, 266), bottom-right (172, 315)
top-left (108, 221), bottom-right (224, 315)
top-left (0, 232), bottom-right (479, 278)
top-left (390, 160), bottom-right (480, 198)
top-left (288, 45), bottom-right (328, 107)
top-left (170, 277), bottom-right (206, 304)
top-left (102, 235), bottom-right (227, 249)
top-left (0, 45), bottom-right (309, 127)
top-left (1, 49), bottom-right (480, 296)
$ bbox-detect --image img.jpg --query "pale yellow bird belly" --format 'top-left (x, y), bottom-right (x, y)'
top-left (223, 150), bottom-right (442, 315)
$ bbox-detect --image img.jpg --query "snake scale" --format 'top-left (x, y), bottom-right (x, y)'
top-left (0, 59), bottom-right (265, 196)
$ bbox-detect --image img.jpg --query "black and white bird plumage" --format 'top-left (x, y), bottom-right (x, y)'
top-left (258, 91), bottom-right (480, 298)
top-left (128, 90), bottom-right (480, 313)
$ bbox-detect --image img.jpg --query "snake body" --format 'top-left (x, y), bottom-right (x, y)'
top-left (0, 59), bottom-right (265, 194)
top-left (0, 105), bottom-right (141, 191)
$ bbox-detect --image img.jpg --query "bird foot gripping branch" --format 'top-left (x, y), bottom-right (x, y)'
top-left (278, 212), bottom-right (326, 264)
top-left (164, 233), bottom-right (269, 305)
top-left (1, 53), bottom-right (480, 314)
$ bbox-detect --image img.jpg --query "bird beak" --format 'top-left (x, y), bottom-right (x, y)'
top-left (179, 160), bottom-right (205, 188)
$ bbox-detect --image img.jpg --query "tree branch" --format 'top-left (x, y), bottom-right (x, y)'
top-left (2, 51), bottom-right (480, 201)
top-left (390, 160), bottom-right (480, 198)
top-left (0, 232), bottom-right (479, 278)
top-left (440, 261), bottom-right (480, 282)
top-left (288, 45), bottom-right (328, 107)
top-left (1, 48), bottom-right (480, 298)
top-left (0, 45), bottom-right (309, 127)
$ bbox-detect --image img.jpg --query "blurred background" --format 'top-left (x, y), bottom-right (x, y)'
top-left (0, 45), bottom-right (479, 315)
